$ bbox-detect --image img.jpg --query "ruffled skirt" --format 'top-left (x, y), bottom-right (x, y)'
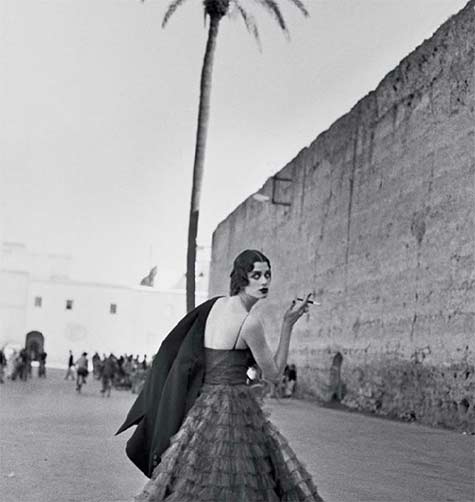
top-left (135, 383), bottom-right (323, 502)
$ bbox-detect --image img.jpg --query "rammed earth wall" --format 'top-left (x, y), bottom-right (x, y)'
top-left (209, 1), bottom-right (475, 431)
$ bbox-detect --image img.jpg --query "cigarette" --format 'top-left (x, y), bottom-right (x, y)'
top-left (296, 297), bottom-right (320, 305)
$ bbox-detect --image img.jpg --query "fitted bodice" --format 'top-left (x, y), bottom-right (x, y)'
top-left (203, 348), bottom-right (253, 385)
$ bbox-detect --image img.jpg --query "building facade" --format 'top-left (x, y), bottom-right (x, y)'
top-left (0, 242), bottom-right (207, 367)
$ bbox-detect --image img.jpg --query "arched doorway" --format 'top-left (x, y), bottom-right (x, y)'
top-left (25, 331), bottom-right (44, 361)
top-left (329, 352), bottom-right (344, 402)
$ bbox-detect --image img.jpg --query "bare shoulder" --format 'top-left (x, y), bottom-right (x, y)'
top-left (241, 312), bottom-right (265, 339)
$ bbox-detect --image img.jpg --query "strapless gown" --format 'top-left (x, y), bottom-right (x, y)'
top-left (135, 348), bottom-right (323, 502)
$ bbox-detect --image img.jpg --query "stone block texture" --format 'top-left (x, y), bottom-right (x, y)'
top-left (209, 2), bottom-right (475, 431)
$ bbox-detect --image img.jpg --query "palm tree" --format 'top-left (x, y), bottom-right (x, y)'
top-left (159, 0), bottom-right (309, 311)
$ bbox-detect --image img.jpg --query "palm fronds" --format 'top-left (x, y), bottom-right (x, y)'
top-left (159, 0), bottom-right (309, 36)
top-left (162, 0), bottom-right (192, 28)
top-left (287, 0), bottom-right (309, 17)
top-left (231, 0), bottom-right (261, 44)
top-left (256, 0), bottom-right (287, 32)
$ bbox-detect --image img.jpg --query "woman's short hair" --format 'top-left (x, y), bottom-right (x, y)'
top-left (229, 249), bottom-right (271, 295)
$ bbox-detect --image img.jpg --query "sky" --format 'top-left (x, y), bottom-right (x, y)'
top-left (1, 0), bottom-right (468, 289)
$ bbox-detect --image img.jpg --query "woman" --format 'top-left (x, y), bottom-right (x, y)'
top-left (120, 249), bottom-right (323, 501)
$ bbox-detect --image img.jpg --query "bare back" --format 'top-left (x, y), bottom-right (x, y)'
top-left (205, 296), bottom-right (282, 382)
top-left (204, 297), bottom-right (249, 350)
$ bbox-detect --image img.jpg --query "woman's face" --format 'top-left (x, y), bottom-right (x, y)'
top-left (243, 261), bottom-right (272, 299)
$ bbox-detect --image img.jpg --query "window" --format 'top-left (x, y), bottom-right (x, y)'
top-left (66, 299), bottom-right (73, 310)
top-left (110, 303), bottom-right (117, 314)
top-left (34, 296), bottom-right (42, 308)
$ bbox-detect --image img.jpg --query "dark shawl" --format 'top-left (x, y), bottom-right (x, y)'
top-left (116, 296), bottom-right (220, 478)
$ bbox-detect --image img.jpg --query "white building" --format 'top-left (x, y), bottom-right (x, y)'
top-left (0, 242), bottom-right (208, 367)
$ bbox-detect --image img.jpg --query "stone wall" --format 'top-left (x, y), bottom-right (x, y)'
top-left (209, 2), bottom-right (475, 431)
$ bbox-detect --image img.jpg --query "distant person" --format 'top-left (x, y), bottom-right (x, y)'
top-left (19, 348), bottom-right (29, 381)
top-left (64, 350), bottom-right (75, 380)
top-left (141, 354), bottom-right (148, 370)
top-left (9, 351), bottom-right (20, 381)
top-left (92, 352), bottom-right (101, 379)
top-left (123, 355), bottom-right (134, 389)
top-left (284, 363), bottom-right (297, 397)
top-left (130, 356), bottom-right (144, 394)
top-left (100, 354), bottom-right (118, 397)
top-left (75, 352), bottom-right (89, 392)
top-left (0, 348), bottom-right (6, 383)
top-left (27, 353), bottom-right (33, 378)
top-left (38, 351), bottom-right (47, 378)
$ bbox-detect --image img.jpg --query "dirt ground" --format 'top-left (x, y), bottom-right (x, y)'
top-left (1, 368), bottom-right (473, 502)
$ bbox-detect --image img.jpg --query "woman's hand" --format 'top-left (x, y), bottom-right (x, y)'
top-left (283, 293), bottom-right (312, 327)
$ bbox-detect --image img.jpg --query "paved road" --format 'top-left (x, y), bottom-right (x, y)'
top-left (0, 369), bottom-right (473, 502)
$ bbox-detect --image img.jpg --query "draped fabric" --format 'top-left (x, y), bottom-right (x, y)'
top-left (116, 297), bottom-right (221, 477)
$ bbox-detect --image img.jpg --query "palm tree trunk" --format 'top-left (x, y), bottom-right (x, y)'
top-left (186, 15), bottom-right (221, 312)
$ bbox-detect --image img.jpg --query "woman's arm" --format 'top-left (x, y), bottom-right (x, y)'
top-left (241, 296), bottom-right (311, 382)
top-left (241, 316), bottom-right (287, 382)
